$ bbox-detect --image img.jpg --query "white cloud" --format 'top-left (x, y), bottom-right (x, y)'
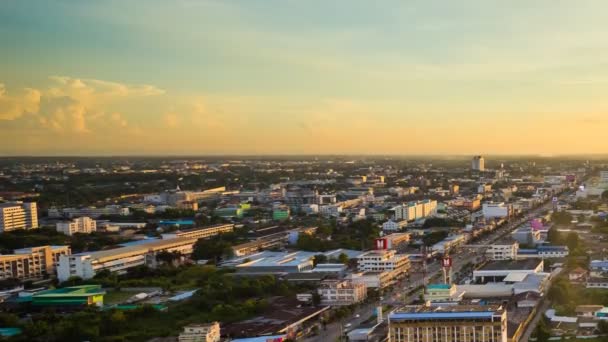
top-left (0, 83), bottom-right (41, 120)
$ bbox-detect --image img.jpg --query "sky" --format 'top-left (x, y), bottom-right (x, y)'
top-left (2, 0), bottom-right (608, 156)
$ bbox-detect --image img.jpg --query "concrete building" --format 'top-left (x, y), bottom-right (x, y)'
top-left (161, 223), bottom-right (234, 240)
top-left (389, 304), bottom-right (507, 342)
top-left (52, 205), bottom-right (130, 219)
top-left (393, 200), bottom-right (437, 221)
top-left (472, 155), bottom-right (485, 172)
top-left (178, 322), bottom-right (221, 342)
top-left (357, 250), bottom-right (410, 275)
top-left (56, 216), bottom-right (97, 236)
top-left (0, 245), bottom-right (70, 280)
top-left (482, 202), bottom-right (511, 219)
top-left (517, 246), bottom-right (569, 259)
top-left (375, 233), bottom-right (411, 250)
top-left (57, 237), bottom-right (197, 281)
top-left (317, 279), bottom-right (367, 306)
top-left (424, 283), bottom-right (465, 303)
top-left (382, 219), bottom-right (408, 232)
top-left (485, 241), bottom-right (519, 261)
top-left (0, 202), bottom-right (38, 232)
top-left (511, 227), bottom-right (542, 246)
top-left (431, 234), bottom-right (468, 255)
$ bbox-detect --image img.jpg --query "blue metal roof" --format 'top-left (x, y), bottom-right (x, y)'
top-left (537, 246), bottom-right (568, 251)
top-left (390, 312), bottom-right (495, 321)
top-left (427, 284), bottom-right (451, 290)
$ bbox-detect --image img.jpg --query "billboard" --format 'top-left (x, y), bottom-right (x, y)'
top-left (441, 256), bottom-right (452, 268)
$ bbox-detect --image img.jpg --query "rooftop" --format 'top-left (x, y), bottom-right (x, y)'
top-left (479, 259), bottom-right (543, 271)
top-left (390, 304), bottom-right (504, 321)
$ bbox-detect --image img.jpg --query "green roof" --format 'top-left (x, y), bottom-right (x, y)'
top-left (34, 285), bottom-right (106, 297)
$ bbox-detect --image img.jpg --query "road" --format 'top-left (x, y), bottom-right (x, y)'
top-left (304, 194), bottom-right (564, 342)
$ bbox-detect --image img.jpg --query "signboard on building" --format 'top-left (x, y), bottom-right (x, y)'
top-left (441, 256), bottom-right (452, 268)
top-left (375, 238), bottom-right (388, 250)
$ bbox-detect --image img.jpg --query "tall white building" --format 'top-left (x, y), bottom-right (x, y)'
top-left (472, 155), bottom-right (485, 172)
top-left (56, 217), bottom-right (97, 236)
top-left (393, 200), bottom-right (437, 221)
top-left (0, 202), bottom-right (38, 232)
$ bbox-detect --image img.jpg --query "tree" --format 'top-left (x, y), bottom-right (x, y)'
top-left (338, 253), bottom-right (349, 265)
top-left (551, 211), bottom-right (573, 225)
top-left (598, 319), bottom-right (608, 334)
top-left (313, 254), bottom-right (328, 266)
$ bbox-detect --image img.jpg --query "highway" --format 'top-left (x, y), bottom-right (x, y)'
top-left (304, 196), bottom-right (560, 342)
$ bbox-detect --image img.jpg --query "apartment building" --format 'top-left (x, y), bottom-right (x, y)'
top-left (178, 322), bottom-right (221, 342)
top-left (357, 250), bottom-right (410, 277)
top-left (56, 216), bottom-right (97, 236)
top-left (393, 200), bottom-right (437, 222)
top-left (486, 241), bottom-right (519, 261)
top-left (389, 304), bottom-right (507, 342)
top-left (161, 223), bottom-right (234, 240)
top-left (0, 245), bottom-right (71, 280)
top-left (317, 280), bottom-right (367, 306)
top-left (382, 219), bottom-right (408, 231)
top-left (57, 237), bottom-right (197, 281)
top-left (0, 202), bottom-right (38, 232)
top-left (472, 155), bottom-right (485, 172)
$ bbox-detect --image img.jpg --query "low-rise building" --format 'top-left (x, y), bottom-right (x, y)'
top-left (473, 259), bottom-right (544, 284)
top-left (424, 283), bottom-right (464, 303)
top-left (178, 322), bottom-right (221, 342)
top-left (357, 250), bottom-right (410, 276)
top-left (382, 219), bottom-right (408, 231)
top-left (388, 304), bottom-right (507, 342)
top-left (25, 285), bottom-right (105, 307)
top-left (317, 280), bottom-right (367, 306)
top-left (57, 237), bottom-right (197, 281)
top-left (56, 216), bottom-right (97, 236)
top-left (486, 241), bottom-right (519, 261)
top-left (482, 202), bottom-right (511, 219)
top-left (517, 246), bottom-right (569, 259)
top-left (161, 224), bottom-right (234, 240)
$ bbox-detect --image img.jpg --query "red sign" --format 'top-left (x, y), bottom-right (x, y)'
top-left (441, 257), bottom-right (452, 268)
top-left (375, 238), bottom-right (388, 250)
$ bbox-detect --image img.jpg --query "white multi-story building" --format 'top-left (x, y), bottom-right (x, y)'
top-left (0, 202), bottom-right (38, 232)
top-left (56, 217), bottom-right (97, 236)
top-left (486, 241), bottom-right (519, 261)
top-left (472, 155), bottom-right (485, 172)
top-left (317, 280), bottom-right (367, 306)
top-left (382, 219), bottom-right (408, 231)
top-left (357, 250), bottom-right (410, 276)
top-left (178, 322), bottom-right (220, 342)
top-left (393, 200), bottom-right (437, 221)
top-left (57, 237), bottom-right (197, 281)
top-left (319, 204), bottom-right (343, 217)
top-left (482, 202), bottom-right (511, 219)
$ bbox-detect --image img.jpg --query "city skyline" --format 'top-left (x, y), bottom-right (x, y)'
top-left (3, 0), bottom-right (608, 155)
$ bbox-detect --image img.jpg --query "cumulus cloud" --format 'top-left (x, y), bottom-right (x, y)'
top-left (0, 76), bottom-right (165, 133)
top-left (0, 83), bottom-right (41, 120)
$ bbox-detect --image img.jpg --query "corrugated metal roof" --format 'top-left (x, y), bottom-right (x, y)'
top-left (390, 312), bottom-right (495, 320)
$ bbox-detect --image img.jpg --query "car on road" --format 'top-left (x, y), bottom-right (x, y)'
top-left (355, 314), bottom-right (360, 318)
top-left (344, 323), bottom-right (352, 328)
